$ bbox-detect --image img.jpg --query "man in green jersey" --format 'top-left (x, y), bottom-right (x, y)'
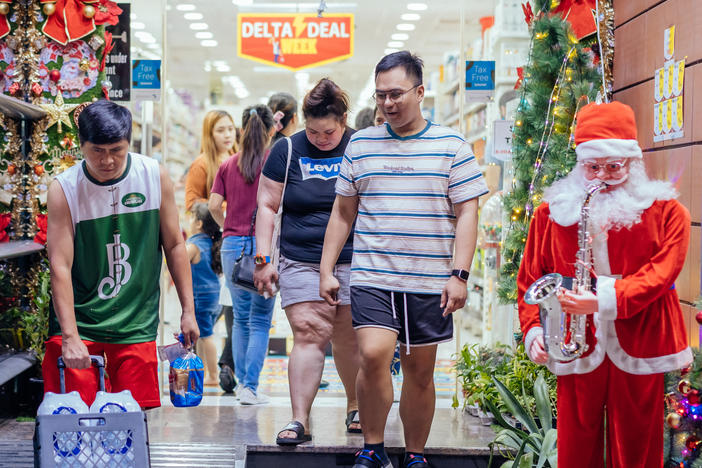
top-left (42, 100), bottom-right (199, 408)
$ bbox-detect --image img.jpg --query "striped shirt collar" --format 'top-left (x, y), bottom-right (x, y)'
top-left (385, 120), bottom-right (432, 140)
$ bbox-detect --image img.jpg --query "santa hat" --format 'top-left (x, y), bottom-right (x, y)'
top-left (574, 101), bottom-right (642, 160)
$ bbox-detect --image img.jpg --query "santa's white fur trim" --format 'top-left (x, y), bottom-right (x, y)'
top-left (606, 324), bottom-right (692, 374)
top-left (576, 139), bottom-right (642, 160)
top-left (596, 276), bottom-right (617, 320)
top-left (524, 326), bottom-right (543, 363)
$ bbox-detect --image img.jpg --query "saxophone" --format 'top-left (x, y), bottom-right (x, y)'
top-left (524, 182), bottom-right (607, 362)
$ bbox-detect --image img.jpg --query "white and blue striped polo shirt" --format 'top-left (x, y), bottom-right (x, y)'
top-left (336, 121), bottom-right (489, 294)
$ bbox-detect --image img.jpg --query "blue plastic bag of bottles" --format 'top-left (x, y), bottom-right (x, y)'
top-left (159, 335), bottom-right (203, 408)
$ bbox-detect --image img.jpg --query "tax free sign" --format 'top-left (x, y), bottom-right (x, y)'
top-left (237, 13), bottom-right (354, 71)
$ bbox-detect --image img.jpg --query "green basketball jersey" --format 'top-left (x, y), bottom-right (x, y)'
top-left (49, 153), bottom-right (163, 343)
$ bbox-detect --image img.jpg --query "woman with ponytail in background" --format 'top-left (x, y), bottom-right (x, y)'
top-left (268, 92), bottom-right (298, 147)
top-left (186, 203), bottom-right (223, 386)
top-left (209, 105), bottom-right (277, 405)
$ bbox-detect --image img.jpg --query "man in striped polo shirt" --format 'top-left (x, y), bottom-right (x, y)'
top-left (320, 52), bottom-right (488, 468)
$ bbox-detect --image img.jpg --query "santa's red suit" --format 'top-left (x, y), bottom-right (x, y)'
top-left (518, 102), bottom-right (691, 468)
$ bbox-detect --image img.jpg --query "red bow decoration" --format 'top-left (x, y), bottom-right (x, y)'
top-left (0, 1), bottom-right (13, 40)
top-left (34, 214), bottom-right (47, 245)
top-left (41, 0), bottom-right (98, 45)
top-left (99, 30), bottom-right (114, 72)
top-left (551, 0), bottom-right (597, 40)
top-left (515, 67), bottom-right (524, 90)
top-left (0, 213), bottom-right (11, 243)
top-left (522, 2), bottom-right (534, 25)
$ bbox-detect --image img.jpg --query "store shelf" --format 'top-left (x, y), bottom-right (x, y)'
top-left (467, 128), bottom-right (488, 143)
top-left (444, 101), bottom-right (488, 126)
top-left (440, 79), bottom-right (460, 96)
top-left (0, 94), bottom-right (47, 121)
top-left (0, 240), bottom-right (44, 260)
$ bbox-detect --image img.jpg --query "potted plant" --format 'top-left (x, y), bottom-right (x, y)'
top-left (483, 372), bottom-right (557, 467)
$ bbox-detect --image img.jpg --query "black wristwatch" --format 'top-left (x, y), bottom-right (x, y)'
top-left (451, 269), bottom-right (469, 282)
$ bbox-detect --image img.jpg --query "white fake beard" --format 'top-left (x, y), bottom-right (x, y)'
top-left (543, 160), bottom-right (678, 232)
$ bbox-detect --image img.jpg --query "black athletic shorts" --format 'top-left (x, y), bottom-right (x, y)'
top-left (350, 286), bottom-right (453, 348)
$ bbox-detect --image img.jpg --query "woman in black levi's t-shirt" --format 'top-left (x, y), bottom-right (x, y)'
top-left (255, 78), bottom-right (361, 445)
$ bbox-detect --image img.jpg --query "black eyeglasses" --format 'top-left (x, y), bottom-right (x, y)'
top-left (373, 83), bottom-right (421, 103)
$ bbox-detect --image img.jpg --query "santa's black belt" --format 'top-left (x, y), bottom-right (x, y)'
top-left (560, 276), bottom-right (675, 292)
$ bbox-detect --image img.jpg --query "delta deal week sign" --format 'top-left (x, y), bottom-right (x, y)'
top-left (237, 13), bottom-right (354, 71)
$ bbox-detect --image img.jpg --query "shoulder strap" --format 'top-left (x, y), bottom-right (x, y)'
top-left (278, 137), bottom-right (293, 210)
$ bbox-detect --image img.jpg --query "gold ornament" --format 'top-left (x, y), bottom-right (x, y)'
top-left (0, 3), bottom-right (10, 15)
top-left (679, 379), bottom-right (692, 395)
top-left (42, 2), bottom-right (56, 16)
top-left (666, 412), bottom-right (681, 429)
top-left (38, 91), bottom-right (79, 134)
top-left (83, 4), bottom-right (95, 18)
top-left (79, 58), bottom-right (90, 71)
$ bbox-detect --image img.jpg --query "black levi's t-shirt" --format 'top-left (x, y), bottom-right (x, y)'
top-left (262, 128), bottom-right (354, 264)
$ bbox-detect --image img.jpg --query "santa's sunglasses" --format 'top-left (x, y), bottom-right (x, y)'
top-left (580, 160), bottom-right (627, 174)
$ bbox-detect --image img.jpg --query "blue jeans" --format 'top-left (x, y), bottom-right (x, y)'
top-left (221, 236), bottom-right (275, 392)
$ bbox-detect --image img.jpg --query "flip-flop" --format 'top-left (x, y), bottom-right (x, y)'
top-left (346, 410), bottom-right (362, 434)
top-left (276, 420), bottom-right (312, 446)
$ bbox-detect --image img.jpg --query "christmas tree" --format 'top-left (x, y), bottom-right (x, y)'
top-left (497, 0), bottom-right (602, 303)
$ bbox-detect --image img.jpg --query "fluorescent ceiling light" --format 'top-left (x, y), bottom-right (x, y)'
top-left (401, 13), bottom-right (420, 21)
top-left (216, 65), bottom-right (231, 72)
top-left (139, 35), bottom-right (156, 44)
top-left (391, 33), bottom-right (409, 41)
top-left (232, 0), bottom-right (254, 4)
top-left (235, 88), bottom-right (250, 99)
top-left (190, 23), bottom-right (209, 30)
top-left (184, 12), bottom-right (203, 20)
top-left (147, 43), bottom-right (161, 49)
top-left (224, 76), bottom-right (245, 88)
top-left (388, 41), bottom-right (404, 48)
top-left (396, 23), bottom-right (415, 31)
top-left (212, 60), bottom-right (228, 67)
top-left (384, 48), bottom-right (399, 54)
top-left (407, 3), bottom-right (427, 10)
top-left (201, 40), bottom-right (218, 47)
top-left (195, 31), bottom-right (213, 39)
top-left (176, 4), bottom-right (196, 11)
top-left (131, 21), bottom-right (145, 30)
top-left (237, 2), bottom-right (357, 9)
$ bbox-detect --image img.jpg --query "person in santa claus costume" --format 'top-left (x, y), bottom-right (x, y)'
top-left (518, 101), bottom-right (692, 468)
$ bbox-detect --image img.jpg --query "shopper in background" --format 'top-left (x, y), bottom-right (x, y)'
top-left (186, 203), bottom-right (223, 386)
top-left (209, 104), bottom-right (277, 405)
top-left (268, 92), bottom-right (299, 147)
top-left (354, 107), bottom-right (375, 129)
top-left (374, 106), bottom-right (386, 126)
top-left (185, 109), bottom-right (238, 391)
top-left (185, 109), bottom-right (239, 212)
top-left (43, 100), bottom-right (199, 409)
top-left (320, 52), bottom-right (488, 468)
top-left (255, 78), bottom-right (361, 445)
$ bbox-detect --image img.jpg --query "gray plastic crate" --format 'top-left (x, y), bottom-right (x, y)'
top-left (35, 411), bottom-right (150, 467)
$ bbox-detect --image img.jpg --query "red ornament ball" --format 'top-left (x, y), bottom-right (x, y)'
top-left (34, 164), bottom-right (44, 176)
top-left (682, 367), bottom-right (691, 376)
top-left (49, 69), bottom-right (61, 82)
top-left (690, 390), bottom-right (701, 406)
top-left (695, 310), bottom-right (702, 325)
top-left (686, 435), bottom-right (701, 451)
top-left (666, 412), bottom-right (682, 429)
top-left (680, 380), bottom-right (692, 395)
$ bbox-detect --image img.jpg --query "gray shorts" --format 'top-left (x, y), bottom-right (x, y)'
top-left (278, 256), bottom-right (351, 309)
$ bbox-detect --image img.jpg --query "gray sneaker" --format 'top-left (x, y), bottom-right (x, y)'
top-left (238, 387), bottom-right (270, 405)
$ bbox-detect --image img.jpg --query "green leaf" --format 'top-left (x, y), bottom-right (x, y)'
top-left (536, 429), bottom-right (557, 468)
top-left (452, 393), bottom-right (459, 408)
top-left (494, 429), bottom-right (522, 450)
top-left (482, 395), bottom-right (530, 442)
top-left (534, 372), bottom-right (553, 432)
top-left (492, 376), bottom-right (539, 434)
top-left (518, 452), bottom-right (534, 468)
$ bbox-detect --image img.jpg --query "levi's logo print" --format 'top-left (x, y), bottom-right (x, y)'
top-left (299, 157), bottom-right (343, 180)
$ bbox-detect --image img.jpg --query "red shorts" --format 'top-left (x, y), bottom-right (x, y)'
top-left (42, 335), bottom-right (161, 409)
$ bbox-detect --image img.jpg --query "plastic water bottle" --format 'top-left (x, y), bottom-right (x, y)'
top-left (37, 391), bottom-right (90, 466)
top-left (90, 390), bottom-right (141, 458)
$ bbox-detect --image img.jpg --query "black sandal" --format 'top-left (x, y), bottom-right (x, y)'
top-left (345, 410), bottom-right (362, 434)
top-left (276, 421), bottom-right (312, 446)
